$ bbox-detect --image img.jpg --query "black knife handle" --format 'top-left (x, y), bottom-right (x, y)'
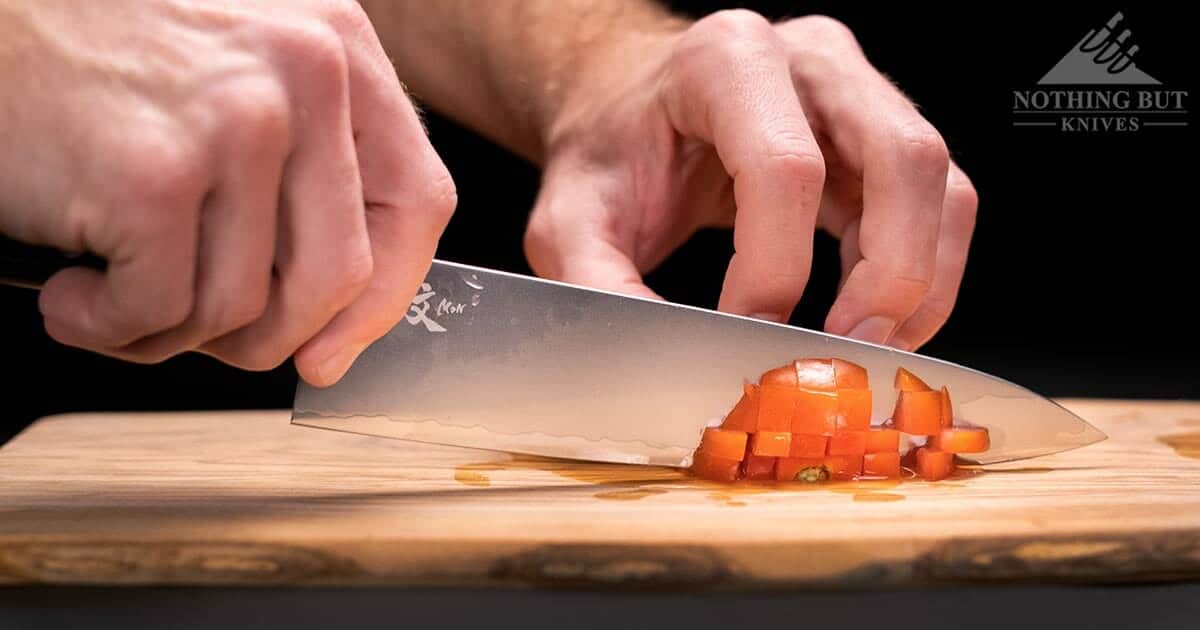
top-left (0, 235), bottom-right (107, 290)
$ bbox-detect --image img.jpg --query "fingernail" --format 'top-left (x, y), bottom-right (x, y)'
top-left (846, 316), bottom-right (897, 345)
top-left (314, 343), bottom-right (367, 387)
top-left (750, 312), bottom-right (786, 324)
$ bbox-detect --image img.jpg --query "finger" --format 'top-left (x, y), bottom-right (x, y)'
top-left (772, 26), bottom-right (949, 344)
top-left (662, 12), bottom-right (825, 323)
top-left (201, 31), bottom-right (371, 373)
top-left (292, 15), bottom-right (457, 387)
top-left (38, 155), bottom-right (206, 349)
top-left (888, 164), bottom-right (978, 351)
top-left (524, 159), bottom-right (662, 300)
top-left (118, 80), bottom-right (289, 362)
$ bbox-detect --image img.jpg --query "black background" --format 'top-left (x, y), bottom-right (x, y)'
top-left (1, 3), bottom-right (1198, 629)
top-left (3, 2), bottom-right (1195, 445)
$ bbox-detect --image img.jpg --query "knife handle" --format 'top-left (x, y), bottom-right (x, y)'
top-left (0, 235), bottom-right (107, 290)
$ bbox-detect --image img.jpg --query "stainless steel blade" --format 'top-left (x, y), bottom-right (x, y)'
top-left (292, 260), bottom-right (1106, 467)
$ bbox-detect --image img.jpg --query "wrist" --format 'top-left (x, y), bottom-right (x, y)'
top-left (536, 10), bottom-right (688, 161)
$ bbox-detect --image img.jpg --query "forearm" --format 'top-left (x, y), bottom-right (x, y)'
top-left (361, 0), bottom-right (684, 163)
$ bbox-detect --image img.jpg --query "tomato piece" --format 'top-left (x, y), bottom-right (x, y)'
top-left (824, 455), bottom-right (863, 480)
top-left (832, 358), bottom-right (869, 389)
top-left (691, 451), bottom-right (742, 482)
top-left (697, 428), bottom-right (748, 461)
top-left (865, 428), bottom-right (900, 453)
top-left (788, 434), bottom-right (827, 458)
top-left (894, 367), bottom-right (932, 392)
top-left (757, 386), bottom-right (797, 432)
top-left (791, 389), bottom-right (839, 435)
top-left (750, 431), bottom-right (791, 457)
top-left (776, 457), bottom-right (828, 482)
top-left (759, 363), bottom-right (799, 388)
top-left (721, 383), bottom-right (760, 432)
top-left (915, 447), bottom-right (955, 481)
top-left (939, 385), bottom-right (954, 427)
top-left (795, 358), bottom-right (837, 391)
top-left (740, 453), bottom-right (777, 481)
top-left (892, 390), bottom-right (944, 435)
top-left (836, 388), bottom-right (872, 431)
top-left (928, 426), bottom-right (991, 453)
top-left (827, 430), bottom-right (868, 457)
top-left (862, 452), bottom-right (901, 478)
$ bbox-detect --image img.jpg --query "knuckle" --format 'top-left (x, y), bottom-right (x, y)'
top-left (329, 246), bottom-right (374, 304)
top-left (895, 124), bottom-right (950, 174)
top-left (219, 78), bottom-right (291, 148)
top-left (763, 139), bottom-right (827, 186)
top-left (687, 9), bottom-right (778, 59)
top-left (211, 291), bottom-right (269, 336)
top-left (321, 0), bottom-right (372, 34)
top-left (792, 15), bottom-right (859, 47)
top-left (946, 170), bottom-right (980, 216)
top-left (423, 168), bottom-right (459, 225)
top-left (278, 22), bottom-right (349, 89)
top-left (118, 133), bottom-right (208, 209)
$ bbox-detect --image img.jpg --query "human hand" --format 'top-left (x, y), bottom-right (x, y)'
top-left (0, 0), bottom-right (456, 385)
top-left (525, 10), bottom-right (976, 351)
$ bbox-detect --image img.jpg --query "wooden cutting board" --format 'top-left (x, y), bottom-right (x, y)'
top-left (1, 399), bottom-right (1198, 588)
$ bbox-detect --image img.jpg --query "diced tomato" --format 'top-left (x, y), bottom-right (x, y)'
top-left (929, 426), bottom-right (991, 453)
top-left (915, 448), bottom-right (955, 481)
top-left (824, 455), bottom-right (863, 481)
top-left (862, 452), bottom-right (901, 478)
top-left (836, 388), bottom-right (872, 431)
top-left (939, 385), bottom-right (954, 427)
top-left (795, 358), bottom-right (837, 391)
top-left (691, 451), bottom-right (742, 482)
top-left (721, 383), bottom-right (760, 432)
top-left (892, 390), bottom-right (944, 435)
top-left (791, 389), bottom-right (839, 435)
top-left (760, 364), bottom-right (798, 388)
top-left (740, 453), bottom-right (777, 480)
top-left (776, 457), bottom-right (828, 482)
top-left (750, 431), bottom-right (791, 457)
top-left (894, 367), bottom-right (932, 392)
top-left (756, 386), bottom-right (797, 432)
top-left (827, 430), bottom-right (868, 457)
top-left (865, 428), bottom-right (900, 453)
top-left (788, 434), bottom-right (827, 458)
top-left (832, 358), bottom-right (869, 389)
top-left (697, 428), bottom-right (748, 461)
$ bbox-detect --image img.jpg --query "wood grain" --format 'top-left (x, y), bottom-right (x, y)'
top-left (1, 399), bottom-right (1198, 588)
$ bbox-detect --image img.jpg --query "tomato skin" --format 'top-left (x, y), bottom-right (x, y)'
top-left (722, 384), bottom-right (760, 432)
top-left (836, 388), bottom-right (872, 431)
top-left (928, 427), bottom-right (991, 453)
top-left (791, 389), bottom-right (839, 435)
top-left (691, 451), bottom-right (742, 482)
top-left (865, 428), bottom-right (900, 453)
top-left (757, 386), bottom-right (797, 432)
top-left (740, 453), bottom-right (777, 481)
top-left (832, 358), bottom-right (869, 389)
top-left (893, 390), bottom-right (944, 435)
top-left (827, 430), bottom-right (868, 457)
top-left (915, 448), bottom-right (956, 481)
top-left (795, 359), bottom-right (837, 391)
top-left (894, 367), bottom-right (932, 392)
top-left (750, 431), bottom-right (792, 457)
top-left (697, 428), bottom-right (748, 461)
top-left (788, 434), bottom-right (828, 458)
top-left (760, 364), bottom-right (799, 389)
top-left (862, 452), bottom-right (901, 478)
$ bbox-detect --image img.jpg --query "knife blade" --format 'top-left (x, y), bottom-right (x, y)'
top-left (292, 259), bottom-right (1106, 467)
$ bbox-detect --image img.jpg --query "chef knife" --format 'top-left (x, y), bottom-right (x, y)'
top-left (0, 237), bottom-right (1106, 467)
top-left (291, 259), bottom-right (1106, 467)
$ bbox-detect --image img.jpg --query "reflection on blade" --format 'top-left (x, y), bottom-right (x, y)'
top-left (292, 260), bottom-right (1107, 467)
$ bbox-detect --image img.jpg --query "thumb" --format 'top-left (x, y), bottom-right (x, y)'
top-left (524, 161), bottom-right (661, 301)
